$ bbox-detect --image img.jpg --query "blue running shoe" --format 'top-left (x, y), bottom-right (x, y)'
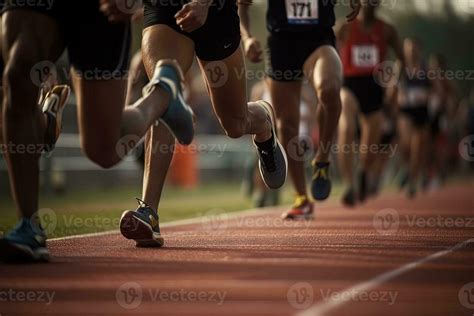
top-left (0, 218), bottom-right (49, 263)
top-left (143, 59), bottom-right (194, 145)
top-left (311, 161), bottom-right (332, 201)
top-left (120, 199), bottom-right (164, 247)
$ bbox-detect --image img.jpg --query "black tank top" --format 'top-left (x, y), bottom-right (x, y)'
top-left (267, 0), bottom-right (336, 33)
top-left (400, 64), bottom-right (432, 109)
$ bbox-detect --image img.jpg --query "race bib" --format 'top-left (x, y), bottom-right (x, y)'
top-left (285, 0), bottom-right (319, 25)
top-left (407, 87), bottom-right (429, 106)
top-left (352, 45), bottom-right (380, 68)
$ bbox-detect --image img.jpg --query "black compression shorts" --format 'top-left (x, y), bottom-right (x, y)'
top-left (2, 0), bottom-right (131, 78)
top-left (400, 107), bottom-right (430, 128)
top-left (344, 76), bottom-right (384, 115)
top-left (143, 0), bottom-right (240, 61)
top-left (266, 28), bottom-right (336, 82)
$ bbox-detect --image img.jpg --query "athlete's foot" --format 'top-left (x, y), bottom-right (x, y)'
top-left (282, 195), bottom-right (314, 220)
top-left (42, 85), bottom-right (71, 152)
top-left (120, 199), bottom-right (164, 247)
top-left (407, 183), bottom-right (417, 199)
top-left (0, 218), bottom-right (49, 263)
top-left (399, 170), bottom-right (409, 191)
top-left (342, 187), bottom-right (356, 207)
top-left (358, 171), bottom-right (368, 203)
top-left (311, 161), bottom-right (332, 201)
top-left (143, 59), bottom-right (194, 145)
top-left (254, 101), bottom-right (288, 189)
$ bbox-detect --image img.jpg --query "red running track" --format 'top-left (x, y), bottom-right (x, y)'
top-left (1, 183), bottom-right (473, 316)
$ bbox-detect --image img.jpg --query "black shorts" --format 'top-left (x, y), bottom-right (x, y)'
top-left (344, 76), bottom-right (384, 115)
top-left (400, 107), bottom-right (430, 128)
top-left (266, 28), bottom-right (336, 82)
top-left (2, 0), bottom-right (130, 78)
top-left (143, 0), bottom-right (240, 61)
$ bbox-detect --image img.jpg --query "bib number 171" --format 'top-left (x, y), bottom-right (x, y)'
top-left (286, 0), bottom-right (319, 25)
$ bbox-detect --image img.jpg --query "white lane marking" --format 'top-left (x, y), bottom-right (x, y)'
top-left (48, 207), bottom-right (283, 242)
top-left (297, 238), bottom-right (474, 316)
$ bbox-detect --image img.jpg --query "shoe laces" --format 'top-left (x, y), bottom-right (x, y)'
top-left (135, 198), bottom-right (157, 217)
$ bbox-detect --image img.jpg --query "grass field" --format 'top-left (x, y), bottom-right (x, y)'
top-left (1, 182), bottom-right (345, 238)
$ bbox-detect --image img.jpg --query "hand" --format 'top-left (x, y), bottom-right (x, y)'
top-left (175, 1), bottom-right (211, 33)
top-left (99, 0), bottom-right (142, 23)
top-left (243, 37), bottom-right (263, 63)
top-left (346, 0), bottom-right (361, 22)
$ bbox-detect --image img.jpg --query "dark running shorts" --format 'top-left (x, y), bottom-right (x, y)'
top-left (344, 75), bottom-right (384, 115)
top-left (2, 0), bottom-right (131, 77)
top-left (400, 107), bottom-right (430, 128)
top-left (143, 0), bottom-right (240, 61)
top-left (266, 27), bottom-right (336, 82)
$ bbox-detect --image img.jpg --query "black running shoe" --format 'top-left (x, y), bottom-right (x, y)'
top-left (254, 101), bottom-right (288, 189)
top-left (358, 171), bottom-right (368, 202)
top-left (311, 161), bottom-right (332, 201)
top-left (342, 187), bottom-right (356, 207)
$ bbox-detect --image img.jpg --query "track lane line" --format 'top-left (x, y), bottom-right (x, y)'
top-left (297, 238), bottom-right (474, 316)
top-left (48, 206), bottom-right (284, 242)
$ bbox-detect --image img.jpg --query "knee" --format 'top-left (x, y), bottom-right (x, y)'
top-left (82, 139), bottom-right (120, 169)
top-left (223, 122), bottom-right (246, 139)
top-left (278, 117), bottom-right (299, 136)
top-left (317, 80), bottom-right (341, 107)
top-left (220, 116), bottom-right (247, 139)
top-left (3, 62), bottom-right (38, 115)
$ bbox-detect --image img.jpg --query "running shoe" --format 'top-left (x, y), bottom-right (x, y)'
top-left (42, 85), bottom-right (71, 152)
top-left (358, 170), bottom-right (368, 202)
top-left (254, 101), bottom-right (288, 189)
top-left (407, 183), bottom-right (417, 199)
top-left (143, 59), bottom-right (194, 145)
top-left (120, 198), bottom-right (164, 247)
top-left (311, 161), bottom-right (331, 201)
top-left (342, 187), bottom-right (356, 207)
top-left (0, 218), bottom-right (49, 263)
top-left (282, 195), bottom-right (314, 220)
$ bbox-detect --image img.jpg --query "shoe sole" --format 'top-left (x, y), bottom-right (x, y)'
top-left (120, 211), bottom-right (164, 248)
top-left (256, 100), bottom-right (288, 189)
top-left (0, 239), bottom-right (49, 263)
top-left (282, 213), bottom-right (314, 221)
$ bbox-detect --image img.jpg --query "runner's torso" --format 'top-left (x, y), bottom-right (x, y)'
top-left (399, 65), bottom-right (431, 109)
top-left (267, 0), bottom-right (336, 33)
top-left (341, 19), bottom-right (389, 77)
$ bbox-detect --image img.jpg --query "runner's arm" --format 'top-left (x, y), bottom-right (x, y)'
top-left (238, 1), bottom-right (263, 63)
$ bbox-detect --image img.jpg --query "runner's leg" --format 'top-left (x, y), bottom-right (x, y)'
top-left (2, 11), bottom-right (65, 218)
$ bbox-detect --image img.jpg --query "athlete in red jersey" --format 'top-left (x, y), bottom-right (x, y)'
top-left (336, 0), bottom-right (404, 206)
